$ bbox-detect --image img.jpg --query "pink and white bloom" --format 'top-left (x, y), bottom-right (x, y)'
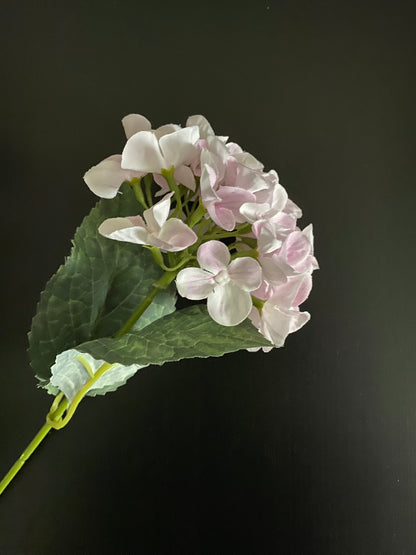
top-left (84, 114), bottom-right (200, 199)
top-left (278, 225), bottom-right (318, 273)
top-left (176, 240), bottom-right (262, 326)
top-left (122, 123), bottom-right (199, 174)
top-left (98, 192), bottom-right (197, 252)
top-left (249, 274), bottom-right (312, 347)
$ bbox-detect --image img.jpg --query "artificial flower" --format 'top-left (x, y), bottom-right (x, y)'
top-left (98, 192), bottom-right (197, 252)
top-left (176, 240), bottom-right (262, 326)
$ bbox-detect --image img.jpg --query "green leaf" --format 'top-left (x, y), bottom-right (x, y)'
top-left (28, 183), bottom-right (176, 384)
top-left (76, 305), bottom-right (273, 367)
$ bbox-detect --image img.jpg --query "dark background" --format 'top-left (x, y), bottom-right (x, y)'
top-left (1, 1), bottom-right (415, 553)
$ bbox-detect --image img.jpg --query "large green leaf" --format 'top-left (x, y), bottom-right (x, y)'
top-left (28, 183), bottom-right (176, 383)
top-left (76, 305), bottom-right (273, 367)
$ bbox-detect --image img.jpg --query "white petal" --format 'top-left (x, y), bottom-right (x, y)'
top-left (143, 192), bottom-right (173, 231)
top-left (98, 216), bottom-right (150, 245)
top-left (154, 123), bottom-right (181, 139)
top-left (262, 305), bottom-right (310, 346)
top-left (122, 114), bottom-right (152, 139)
top-left (207, 283), bottom-right (252, 326)
top-left (254, 221), bottom-right (282, 254)
top-left (197, 240), bottom-right (230, 273)
top-left (174, 165), bottom-right (196, 191)
top-left (157, 218), bottom-right (197, 251)
top-left (176, 268), bottom-right (215, 299)
top-left (122, 131), bottom-right (165, 173)
top-left (159, 126), bottom-right (200, 168)
top-left (302, 224), bottom-right (314, 254)
top-left (239, 202), bottom-right (270, 223)
top-left (228, 257), bottom-right (262, 291)
top-left (186, 114), bottom-right (215, 138)
top-left (84, 158), bottom-right (130, 199)
top-left (232, 151), bottom-right (264, 170)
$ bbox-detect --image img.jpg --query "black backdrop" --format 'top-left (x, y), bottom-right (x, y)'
top-left (1, 1), bottom-right (416, 554)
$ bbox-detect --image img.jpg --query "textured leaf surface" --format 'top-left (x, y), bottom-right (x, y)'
top-left (77, 305), bottom-right (273, 367)
top-left (29, 184), bottom-right (176, 383)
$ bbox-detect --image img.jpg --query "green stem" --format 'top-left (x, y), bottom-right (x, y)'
top-left (0, 396), bottom-right (68, 496)
top-left (251, 295), bottom-right (264, 312)
top-left (187, 201), bottom-right (206, 228)
top-left (0, 270), bottom-right (178, 497)
top-left (161, 168), bottom-right (182, 217)
top-left (130, 178), bottom-right (148, 210)
top-left (143, 174), bottom-right (153, 207)
top-left (114, 271), bottom-right (177, 337)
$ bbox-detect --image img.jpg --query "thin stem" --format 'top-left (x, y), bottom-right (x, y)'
top-left (161, 168), bottom-right (182, 217)
top-left (187, 201), bottom-right (206, 228)
top-left (48, 362), bottom-right (113, 430)
top-left (0, 396), bottom-right (68, 496)
top-left (114, 271), bottom-right (177, 338)
top-left (0, 270), bottom-right (178, 496)
top-left (143, 174), bottom-right (153, 207)
top-left (130, 178), bottom-right (148, 210)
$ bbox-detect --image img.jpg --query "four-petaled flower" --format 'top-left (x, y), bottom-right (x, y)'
top-left (176, 240), bottom-right (262, 326)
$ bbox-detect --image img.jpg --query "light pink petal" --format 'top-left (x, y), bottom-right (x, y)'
top-left (262, 305), bottom-right (310, 346)
top-left (174, 165), bottom-right (196, 191)
top-left (186, 115), bottom-right (215, 138)
top-left (284, 198), bottom-right (302, 218)
top-left (126, 214), bottom-right (146, 226)
top-left (292, 273), bottom-right (312, 306)
top-left (200, 163), bottom-right (220, 205)
top-left (217, 187), bottom-right (256, 216)
top-left (268, 274), bottom-right (312, 309)
top-left (153, 173), bottom-right (169, 191)
top-left (226, 142), bottom-right (243, 155)
top-left (228, 257), bottom-right (262, 291)
top-left (159, 126), bottom-right (200, 168)
top-left (98, 217), bottom-right (150, 245)
top-left (176, 268), bottom-right (215, 300)
top-left (157, 218), bottom-right (197, 251)
top-left (226, 161), bottom-right (268, 192)
top-left (259, 255), bottom-right (293, 286)
top-left (143, 192), bottom-right (173, 231)
top-left (302, 224), bottom-right (314, 253)
top-left (207, 283), bottom-right (252, 326)
top-left (121, 114), bottom-right (152, 139)
top-left (281, 231), bottom-right (311, 268)
top-left (197, 240), bottom-right (230, 273)
top-left (122, 131), bottom-right (165, 173)
top-left (209, 204), bottom-right (236, 232)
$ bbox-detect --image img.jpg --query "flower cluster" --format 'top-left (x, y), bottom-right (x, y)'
top-left (84, 114), bottom-right (318, 349)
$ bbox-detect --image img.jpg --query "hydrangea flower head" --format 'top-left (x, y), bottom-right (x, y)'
top-left (87, 113), bottom-right (318, 348)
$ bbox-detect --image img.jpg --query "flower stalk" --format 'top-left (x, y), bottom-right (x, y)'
top-left (0, 269), bottom-right (177, 497)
